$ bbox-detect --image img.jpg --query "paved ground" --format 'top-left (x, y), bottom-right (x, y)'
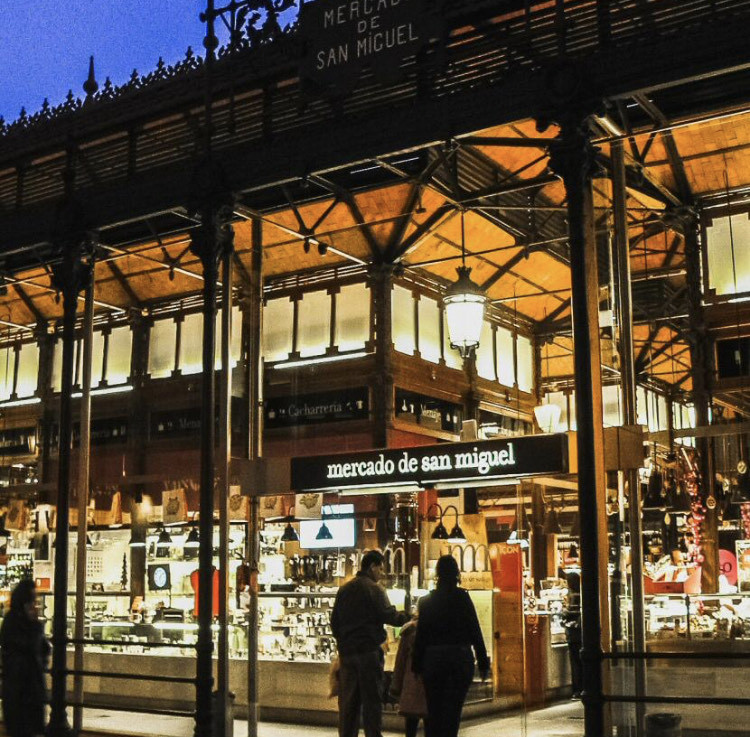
top-left (75, 700), bottom-right (585, 737)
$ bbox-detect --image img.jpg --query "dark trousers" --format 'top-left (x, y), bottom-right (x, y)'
top-left (568, 640), bottom-right (583, 695)
top-left (338, 650), bottom-right (384, 737)
top-left (422, 646), bottom-right (474, 737)
top-left (405, 716), bottom-right (421, 737)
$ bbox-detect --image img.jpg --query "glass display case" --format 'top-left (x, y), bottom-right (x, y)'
top-left (644, 593), bottom-right (750, 640)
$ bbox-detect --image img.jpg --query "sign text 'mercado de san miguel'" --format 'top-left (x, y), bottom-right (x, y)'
top-left (299, 0), bottom-right (443, 93)
top-left (291, 434), bottom-right (569, 491)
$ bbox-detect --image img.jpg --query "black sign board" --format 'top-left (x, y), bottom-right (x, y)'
top-left (265, 387), bottom-right (369, 429)
top-left (150, 399), bottom-right (245, 439)
top-left (291, 433), bottom-right (569, 491)
top-left (51, 418), bottom-right (129, 448)
top-left (0, 427), bottom-right (36, 456)
top-left (395, 388), bottom-right (462, 433)
top-left (299, 0), bottom-right (444, 94)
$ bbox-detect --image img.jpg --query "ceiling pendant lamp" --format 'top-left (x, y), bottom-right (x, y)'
top-left (316, 521), bottom-right (333, 541)
top-left (642, 470), bottom-right (667, 511)
top-left (443, 505), bottom-right (467, 543)
top-left (184, 525), bottom-right (200, 549)
top-left (543, 504), bottom-right (563, 535)
top-left (281, 522), bottom-right (299, 542)
top-left (444, 210), bottom-right (487, 359)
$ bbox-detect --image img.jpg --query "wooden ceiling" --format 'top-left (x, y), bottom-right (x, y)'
top-left (1, 102), bottom-right (750, 411)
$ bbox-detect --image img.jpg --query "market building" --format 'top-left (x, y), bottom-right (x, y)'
top-left (0, 2), bottom-right (749, 736)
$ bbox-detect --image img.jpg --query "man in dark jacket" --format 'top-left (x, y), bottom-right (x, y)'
top-left (1, 578), bottom-right (50, 737)
top-left (331, 550), bottom-right (408, 737)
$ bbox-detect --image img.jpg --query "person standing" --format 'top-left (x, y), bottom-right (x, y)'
top-left (389, 617), bottom-right (427, 737)
top-left (1, 578), bottom-right (50, 737)
top-left (563, 571), bottom-right (583, 699)
top-left (413, 555), bottom-right (489, 737)
top-left (331, 550), bottom-right (409, 737)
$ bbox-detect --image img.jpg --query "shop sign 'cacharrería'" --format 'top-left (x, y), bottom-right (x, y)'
top-left (292, 433), bottom-right (569, 491)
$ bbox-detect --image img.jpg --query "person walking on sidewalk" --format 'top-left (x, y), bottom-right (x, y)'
top-left (331, 550), bottom-right (409, 737)
top-left (1, 578), bottom-right (50, 737)
top-left (413, 555), bottom-right (489, 737)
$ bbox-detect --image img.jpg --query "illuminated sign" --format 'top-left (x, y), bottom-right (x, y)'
top-left (292, 433), bottom-right (569, 491)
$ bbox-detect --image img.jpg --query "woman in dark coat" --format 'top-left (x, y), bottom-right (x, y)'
top-left (413, 555), bottom-right (489, 737)
top-left (1, 578), bottom-right (49, 737)
top-left (562, 571), bottom-right (583, 699)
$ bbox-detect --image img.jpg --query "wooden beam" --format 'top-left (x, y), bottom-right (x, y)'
top-left (12, 283), bottom-right (45, 324)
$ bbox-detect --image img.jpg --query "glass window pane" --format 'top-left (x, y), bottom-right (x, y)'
top-left (335, 283), bottom-right (370, 352)
top-left (180, 312), bottom-right (204, 376)
top-left (602, 384), bottom-right (622, 427)
top-left (636, 385), bottom-right (648, 426)
top-left (657, 394), bottom-right (668, 432)
top-left (392, 285), bottom-right (415, 355)
top-left (298, 290), bottom-right (331, 358)
top-left (442, 312), bottom-right (463, 369)
top-left (148, 319), bottom-right (177, 379)
top-left (107, 326), bottom-right (132, 385)
top-left (52, 339), bottom-right (62, 392)
top-left (496, 326), bottom-right (515, 387)
top-left (16, 343), bottom-right (38, 398)
top-left (568, 391), bottom-right (577, 431)
top-left (517, 335), bottom-right (534, 393)
top-left (707, 215), bottom-right (750, 296)
top-left (263, 297), bottom-right (294, 362)
top-left (0, 345), bottom-right (13, 400)
top-left (476, 321), bottom-right (495, 380)
top-left (214, 306), bottom-right (242, 370)
top-left (91, 331), bottom-right (106, 387)
top-left (417, 296), bottom-right (441, 364)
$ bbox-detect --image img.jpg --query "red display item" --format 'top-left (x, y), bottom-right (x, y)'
top-left (190, 568), bottom-right (220, 617)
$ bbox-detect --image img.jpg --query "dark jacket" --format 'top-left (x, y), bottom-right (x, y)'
top-left (412, 587), bottom-right (489, 675)
top-left (1, 608), bottom-right (49, 737)
top-left (563, 592), bottom-right (582, 644)
top-left (330, 572), bottom-right (408, 656)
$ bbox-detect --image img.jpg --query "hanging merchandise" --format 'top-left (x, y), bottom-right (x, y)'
top-left (162, 487), bottom-right (187, 526)
top-left (229, 486), bottom-right (249, 521)
top-left (681, 448), bottom-right (706, 565)
top-left (5, 499), bottom-right (29, 532)
top-left (741, 504), bottom-right (750, 540)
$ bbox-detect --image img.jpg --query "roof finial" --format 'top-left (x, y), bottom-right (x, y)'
top-left (83, 55), bottom-right (99, 98)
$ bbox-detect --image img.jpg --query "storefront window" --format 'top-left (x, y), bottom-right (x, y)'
top-left (516, 335), bottom-right (534, 393)
top-left (636, 385), bottom-right (649, 427)
top-left (335, 283), bottom-right (369, 352)
top-left (263, 297), bottom-right (294, 362)
top-left (213, 306), bottom-right (242, 369)
top-left (297, 290), bottom-right (331, 357)
top-left (15, 342), bottom-right (39, 397)
top-left (392, 284), bottom-right (416, 355)
top-left (148, 318), bottom-right (177, 378)
top-left (476, 320), bottom-right (495, 380)
top-left (417, 295), bottom-right (441, 364)
top-left (546, 391), bottom-right (569, 431)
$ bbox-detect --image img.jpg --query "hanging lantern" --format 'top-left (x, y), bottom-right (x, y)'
top-left (444, 211), bottom-right (487, 358)
top-left (642, 471), bottom-right (667, 511)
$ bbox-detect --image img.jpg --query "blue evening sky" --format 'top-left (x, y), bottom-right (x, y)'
top-left (0, 1), bottom-right (208, 122)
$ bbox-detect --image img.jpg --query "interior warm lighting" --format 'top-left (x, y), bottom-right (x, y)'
top-left (533, 403), bottom-right (562, 433)
top-left (0, 396), bottom-right (41, 408)
top-left (444, 211), bottom-right (487, 359)
top-left (72, 384), bottom-right (133, 399)
top-left (274, 352), bottom-right (368, 370)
